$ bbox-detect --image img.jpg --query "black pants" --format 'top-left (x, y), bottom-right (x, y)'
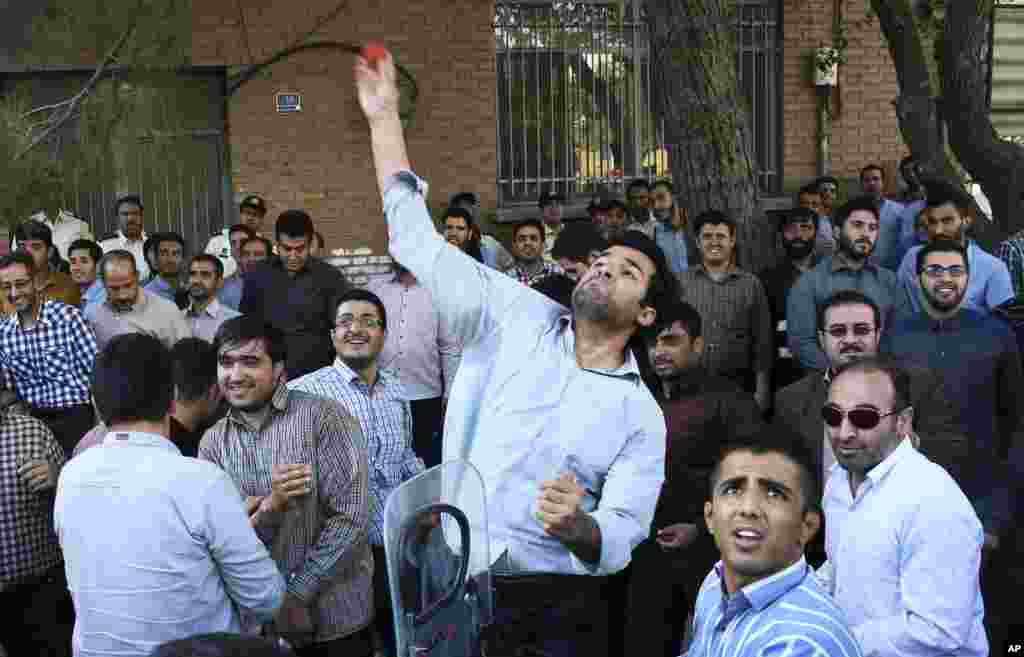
top-left (0, 564), bottom-right (75, 657)
top-left (410, 397), bottom-right (444, 468)
top-left (622, 532), bottom-right (720, 657)
top-left (372, 545), bottom-right (397, 657)
top-left (32, 404), bottom-right (95, 459)
top-left (294, 626), bottom-right (374, 657)
top-left (487, 572), bottom-right (611, 657)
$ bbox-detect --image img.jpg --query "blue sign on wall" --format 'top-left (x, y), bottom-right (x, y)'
top-left (276, 92), bottom-right (302, 113)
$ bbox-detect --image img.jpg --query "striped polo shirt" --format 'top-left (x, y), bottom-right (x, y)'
top-left (686, 557), bottom-right (862, 657)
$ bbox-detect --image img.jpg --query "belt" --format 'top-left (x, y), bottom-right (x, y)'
top-left (31, 403), bottom-right (91, 418)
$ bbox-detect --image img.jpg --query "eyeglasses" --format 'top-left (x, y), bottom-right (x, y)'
top-left (920, 264), bottom-right (967, 279)
top-left (821, 404), bottom-right (903, 430)
top-left (335, 317), bottom-right (382, 330)
top-left (823, 325), bottom-right (876, 339)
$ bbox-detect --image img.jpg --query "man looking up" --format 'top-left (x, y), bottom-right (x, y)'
top-left (356, 50), bottom-right (671, 657)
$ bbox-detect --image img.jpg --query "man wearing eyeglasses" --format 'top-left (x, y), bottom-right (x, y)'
top-left (882, 238), bottom-right (1024, 648)
top-left (816, 357), bottom-right (988, 657)
top-left (896, 180), bottom-right (1013, 314)
top-left (288, 289), bottom-right (424, 657)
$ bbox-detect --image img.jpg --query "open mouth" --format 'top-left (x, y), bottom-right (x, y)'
top-left (732, 528), bottom-right (764, 550)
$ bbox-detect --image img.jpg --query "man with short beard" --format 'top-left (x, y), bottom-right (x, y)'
top-left (184, 254), bottom-right (240, 342)
top-left (649, 179), bottom-right (695, 280)
top-left (897, 180), bottom-right (1013, 314)
top-left (504, 219), bottom-right (563, 286)
top-left (786, 196), bottom-right (909, 370)
top-left (883, 239), bottom-right (1024, 639)
top-left (759, 208), bottom-right (819, 390)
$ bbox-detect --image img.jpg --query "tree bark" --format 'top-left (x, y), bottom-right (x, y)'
top-left (644, 0), bottom-right (766, 271)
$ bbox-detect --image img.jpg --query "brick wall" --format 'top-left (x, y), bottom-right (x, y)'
top-left (191, 0), bottom-right (497, 256)
top-left (781, 0), bottom-right (907, 190)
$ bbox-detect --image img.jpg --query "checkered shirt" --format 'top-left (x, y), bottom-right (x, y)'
top-left (288, 359), bottom-right (425, 546)
top-left (504, 261), bottom-right (564, 287)
top-left (0, 299), bottom-right (98, 410)
top-left (998, 230), bottom-right (1024, 298)
top-left (0, 411), bottom-right (65, 585)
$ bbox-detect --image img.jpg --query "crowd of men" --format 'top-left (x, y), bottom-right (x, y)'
top-left (0, 48), bottom-right (1020, 657)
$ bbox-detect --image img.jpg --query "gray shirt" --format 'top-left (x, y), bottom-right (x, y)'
top-left (85, 289), bottom-right (193, 351)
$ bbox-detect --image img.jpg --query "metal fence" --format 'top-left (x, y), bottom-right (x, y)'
top-left (494, 1), bottom-right (782, 207)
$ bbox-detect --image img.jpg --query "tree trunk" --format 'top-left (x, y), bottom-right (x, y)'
top-left (644, 0), bottom-right (766, 271)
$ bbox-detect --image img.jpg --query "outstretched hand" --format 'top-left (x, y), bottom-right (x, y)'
top-left (354, 46), bottom-right (401, 125)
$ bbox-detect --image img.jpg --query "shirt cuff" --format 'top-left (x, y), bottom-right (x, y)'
top-left (383, 170), bottom-right (429, 203)
top-left (569, 510), bottom-right (630, 576)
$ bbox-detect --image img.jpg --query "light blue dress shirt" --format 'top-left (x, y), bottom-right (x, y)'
top-left (54, 430), bottom-right (284, 657)
top-left (686, 557), bottom-right (861, 657)
top-left (869, 199), bottom-right (907, 270)
top-left (144, 275), bottom-right (179, 303)
top-left (653, 220), bottom-right (689, 280)
top-left (81, 279), bottom-right (106, 310)
top-left (219, 273), bottom-right (244, 310)
top-left (288, 359), bottom-right (425, 546)
top-left (897, 240), bottom-right (1014, 314)
top-left (383, 172), bottom-right (666, 576)
top-left (819, 439), bottom-right (988, 657)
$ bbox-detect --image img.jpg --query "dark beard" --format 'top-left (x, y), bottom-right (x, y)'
top-left (838, 233), bottom-right (872, 261)
top-left (571, 283), bottom-right (611, 322)
top-left (339, 354), bottom-right (375, 372)
top-left (783, 239), bottom-right (813, 260)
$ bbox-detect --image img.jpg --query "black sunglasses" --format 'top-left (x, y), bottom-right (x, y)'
top-left (821, 404), bottom-right (903, 430)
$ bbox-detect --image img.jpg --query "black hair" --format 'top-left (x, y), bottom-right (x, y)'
top-left (833, 355), bottom-right (912, 415)
top-left (605, 199), bottom-right (627, 213)
top-left (443, 207), bottom-right (474, 226)
top-left (693, 210), bottom-right (737, 237)
top-left (15, 220), bottom-right (53, 248)
top-left (0, 252), bottom-right (36, 276)
top-left (275, 210), bottom-right (315, 241)
top-left (626, 178), bottom-right (650, 195)
top-left (651, 179), bottom-right (673, 193)
top-left (832, 195), bottom-right (880, 230)
top-left (68, 239), bottom-right (103, 264)
top-left (551, 222), bottom-right (608, 262)
top-left (923, 179), bottom-right (972, 214)
top-left (314, 231), bottom-right (325, 250)
top-left (816, 289), bottom-right (882, 333)
top-left (213, 316), bottom-right (288, 365)
top-left (146, 232), bottom-right (186, 255)
top-left (649, 299), bottom-right (703, 341)
top-left (93, 334), bottom-right (174, 425)
top-left (190, 253), bottom-right (224, 278)
top-left (98, 249), bottom-right (138, 281)
top-left (709, 427), bottom-right (820, 514)
top-left (531, 273), bottom-right (576, 308)
top-left (915, 237), bottom-right (969, 275)
top-left (798, 182), bottom-right (821, 198)
top-left (228, 223), bottom-right (256, 240)
top-left (605, 230), bottom-right (679, 321)
top-left (115, 193), bottom-right (144, 213)
top-left (151, 633), bottom-right (294, 657)
top-left (860, 163), bottom-right (885, 181)
top-left (449, 192), bottom-right (478, 207)
top-left (171, 338), bottom-right (217, 403)
top-left (778, 207), bottom-right (819, 233)
top-left (334, 288), bottom-right (388, 331)
top-left (242, 236), bottom-right (273, 256)
top-left (512, 218), bottom-right (546, 241)
top-left (815, 176), bottom-right (839, 189)
top-left (442, 208), bottom-right (484, 263)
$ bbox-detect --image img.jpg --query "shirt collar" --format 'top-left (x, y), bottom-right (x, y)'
top-left (189, 297), bottom-right (223, 318)
top-left (108, 288), bottom-right (149, 313)
top-left (102, 430), bottom-right (181, 455)
top-left (828, 435), bottom-right (913, 484)
top-left (3, 298), bottom-right (53, 333)
top-left (830, 252), bottom-right (877, 273)
top-left (332, 357), bottom-right (398, 390)
top-left (226, 383), bottom-right (291, 429)
top-left (558, 315), bottom-right (642, 383)
top-left (117, 230), bottom-right (147, 245)
top-left (714, 556), bottom-right (809, 613)
top-left (694, 264), bottom-right (741, 281)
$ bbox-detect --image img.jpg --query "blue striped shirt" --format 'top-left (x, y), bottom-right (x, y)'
top-left (686, 557), bottom-right (862, 657)
top-left (287, 358), bottom-right (424, 546)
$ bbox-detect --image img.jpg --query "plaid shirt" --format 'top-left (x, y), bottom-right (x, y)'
top-left (0, 299), bottom-right (98, 410)
top-left (0, 411), bottom-right (64, 585)
top-left (289, 359), bottom-right (425, 546)
top-left (503, 260), bottom-right (564, 287)
top-left (998, 230), bottom-right (1024, 299)
top-left (199, 385), bottom-right (372, 643)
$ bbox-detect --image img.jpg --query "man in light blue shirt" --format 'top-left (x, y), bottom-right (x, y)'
top-left (859, 164), bottom-right (906, 269)
top-left (897, 181), bottom-right (1013, 314)
top-left (143, 232), bottom-right (186, 304)
top-left (687, 429), bottom-right (861, 657)
top-left (818, 357), bottom-right (988, 657)
top-left (356, 52), bottom-right (669, 657)
top-left (651, 179), bottom-right (693, 280)
top-left (54, 333), bottom-right (283, 657)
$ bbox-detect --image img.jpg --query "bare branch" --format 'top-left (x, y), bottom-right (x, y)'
top-left (15, 24), bottom-right (136, 160)
top-left (21, 98), bottom-right (75, 120)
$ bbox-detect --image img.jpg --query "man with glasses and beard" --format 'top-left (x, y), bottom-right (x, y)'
top-left (786, 196), bottom-right (909, 371)
top-left (759, 208), bottom-right (820, 390)
top-left (817, 357), bottom-right (988, 657)
top-left (882, 238), bottom-right (1024, 649)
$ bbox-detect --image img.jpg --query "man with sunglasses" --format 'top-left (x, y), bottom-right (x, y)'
top-left (817, 357), bottom-right (988, 657)
top-left (896, 180), bottom-right (1012, 314)
top-left (883, 238), bottom-right (1024, 648)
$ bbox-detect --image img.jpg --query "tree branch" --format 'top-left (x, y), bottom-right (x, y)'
top-left (15, 24), bottom-right (136, 160)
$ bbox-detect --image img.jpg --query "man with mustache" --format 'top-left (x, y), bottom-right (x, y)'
top-left (796, 182), bottom-right (833, 257)
top-left (896, 180), bottom-right (1013, 315)
top-left (504, 219), bottom-right (563, 286)
top-left (649, 179), bottom-right (696, 280)
top-left (759, 208), bottom-right (820, 390)
top-left (882, 238), bottom-right (1024, 647)
top-left (98, 194), bottom-right (149, 280)
top-left (786, 196), bottom-right (909, 370)
top-left (622, 300), bottom-right (762, 657)
top-left (184, 254), bottom-right (240, 343)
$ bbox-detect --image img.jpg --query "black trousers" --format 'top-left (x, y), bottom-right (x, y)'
top-left (32, 403), bottom-right (95, 459)
top-left (372, 545), bottom-right (397, 657)
top-left (0, 563), bottom-right (75, 657)
top-left (410, 397), bottom-right (444, 468)
top-left (621, 531), bottom-right (720, 657)
top-left (487, 572), bottom-right (611, 657)
top-left (294, 626), bottom-right (374, 657)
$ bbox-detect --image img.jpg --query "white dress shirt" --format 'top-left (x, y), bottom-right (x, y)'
top-left (54, 430), bottom-right (284, 657)
top-left (819, 439), bottom-right (988, 657)
top-left (368, 278), bottom-right (460, 400)
top-left (384, 172), bottom-right (666, 576)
